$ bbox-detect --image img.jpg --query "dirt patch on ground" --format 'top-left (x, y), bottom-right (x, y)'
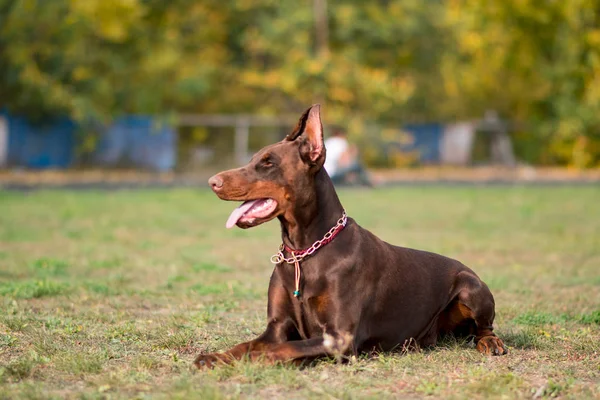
top-left (372, 166), bottom-right (600, 183)
top-left (1, 166), bottom-right (599, 189)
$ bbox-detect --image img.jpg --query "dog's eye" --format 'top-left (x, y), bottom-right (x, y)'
top-left (262, 160), bottom-right (273, 168)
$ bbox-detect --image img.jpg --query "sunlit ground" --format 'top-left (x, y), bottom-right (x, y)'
top-left (1, 186), bottom-right (599, 399)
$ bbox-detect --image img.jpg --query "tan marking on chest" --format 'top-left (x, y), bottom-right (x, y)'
top-left (309, 293), bottom-right (330, 316)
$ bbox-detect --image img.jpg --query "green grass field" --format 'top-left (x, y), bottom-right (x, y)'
top-left (1, 186), bottom-right (599, 399)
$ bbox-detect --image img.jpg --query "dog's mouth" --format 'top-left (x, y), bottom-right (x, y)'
top-left (225, 198), bottom-right (279, 229)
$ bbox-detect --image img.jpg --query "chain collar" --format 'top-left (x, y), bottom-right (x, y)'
top-left (270, 210), bottom-right (347, 265)
top-left (270, 210), bottom-right (348, 298)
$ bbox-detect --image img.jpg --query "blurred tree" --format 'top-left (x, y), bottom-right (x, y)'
top-left (0, 0), bottom-right (226, 121)
top-left (220, 0), bottom-right (444, 122)
top-left (442, 0), bottom-right (600, 166)
top-left (0, 0), bottom-right (598, 166)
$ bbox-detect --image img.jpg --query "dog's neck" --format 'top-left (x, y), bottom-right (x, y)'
top-left (279, 168), bottom-right (345, 250)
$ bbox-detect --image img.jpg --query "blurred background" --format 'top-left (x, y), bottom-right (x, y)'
top-left (1, 0), bottom-right (599, 185)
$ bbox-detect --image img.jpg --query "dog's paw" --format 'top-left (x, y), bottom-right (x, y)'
top-left (476, 336), bottom-right (508, 356)
top-left (193, 353), bottom-right (230, 369)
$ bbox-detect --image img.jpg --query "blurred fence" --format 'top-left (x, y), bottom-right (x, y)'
top-left (2, 113), bottom-right (76, 169)
top-left (0, 110), bottom-right (514, 171)
top-left (93, 116), bottom-right (176, 171)
top-left (0, 111), bottom-right (176, 171)
top-left (402, 123), bottom-right (443, 164)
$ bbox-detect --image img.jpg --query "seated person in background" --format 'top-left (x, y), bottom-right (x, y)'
top-left (324, 127), bottom-right (373, 187)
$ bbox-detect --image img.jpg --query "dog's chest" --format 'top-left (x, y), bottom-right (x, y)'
top-left (278, 266), bottom-right (331, 337)
top-left (291, 294), bottom-right (331, 338)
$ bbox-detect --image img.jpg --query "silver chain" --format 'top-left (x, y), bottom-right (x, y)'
top-left (270, 210), bottom-right (347, 265)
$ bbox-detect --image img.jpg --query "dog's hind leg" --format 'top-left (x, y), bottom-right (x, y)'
top-left (446, 271), bottom-right (508, 356)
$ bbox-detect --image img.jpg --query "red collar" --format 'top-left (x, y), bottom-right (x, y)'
top-left (283, 220), bottom-right (346, 257)
top-left (271, 210), bottom-right (348, 264)
top-left (270, 210), bottom-right (348, 298)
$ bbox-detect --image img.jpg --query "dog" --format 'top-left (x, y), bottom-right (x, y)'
top-left (195, 105), bottom-right (507, 368)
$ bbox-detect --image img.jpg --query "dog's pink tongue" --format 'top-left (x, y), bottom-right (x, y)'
top-left (226, 200), bottom-right (260, 229)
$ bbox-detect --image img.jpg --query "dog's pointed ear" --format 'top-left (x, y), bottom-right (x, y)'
top-left (286, 104), bottom-right (325, 166)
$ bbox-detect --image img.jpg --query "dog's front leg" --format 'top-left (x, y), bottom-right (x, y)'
top-left (246, 331), bottom-right (354, 365)
top-left (195, 270), bottom-right (307, 368)
top-left (194, 317), bottom-right (296, 368)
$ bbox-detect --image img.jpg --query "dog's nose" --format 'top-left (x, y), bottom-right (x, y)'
top-left (208, 175), bottom-right (224, 192)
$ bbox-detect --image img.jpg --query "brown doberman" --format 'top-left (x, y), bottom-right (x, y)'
top-left (196, 105), bottom-right (507, 368)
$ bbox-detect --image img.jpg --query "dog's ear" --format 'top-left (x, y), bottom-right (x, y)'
top-left (286, 104), bottom-right (325, 166)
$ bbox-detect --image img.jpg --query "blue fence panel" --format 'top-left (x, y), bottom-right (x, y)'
top-left (94, 116), bottom-right (176, 171)
top-left (5, 113), bottom-right (75, 168)
top-left (401, 123), bottom-right (443, 163)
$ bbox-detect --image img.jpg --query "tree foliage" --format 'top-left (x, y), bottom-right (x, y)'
top-left (0, 0), bottom-right (599, 166)
top-left (0, 0), bottom-right (224, 120)
top-left (443, 0), bottom-right (600, 166)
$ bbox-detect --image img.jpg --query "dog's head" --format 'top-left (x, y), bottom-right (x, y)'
top-left (208, 104), bottom-right (326, 229)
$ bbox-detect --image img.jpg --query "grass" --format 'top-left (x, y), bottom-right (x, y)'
top-left (0, 186), bottom-right (599, 399)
